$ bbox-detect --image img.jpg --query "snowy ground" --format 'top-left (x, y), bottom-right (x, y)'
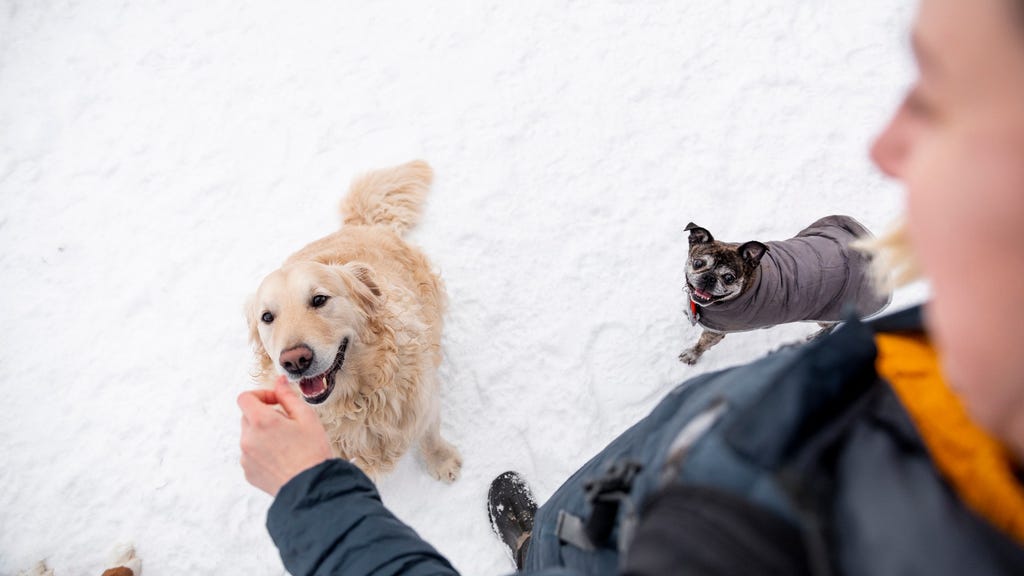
top-left (1, 2), bottom-right (924, 574)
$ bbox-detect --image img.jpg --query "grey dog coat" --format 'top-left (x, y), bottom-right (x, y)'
top-left (692, 215), bottom-right (890, 333)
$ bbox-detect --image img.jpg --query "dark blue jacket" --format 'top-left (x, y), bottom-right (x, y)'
top-left (267, 307), bottom-right (1024, 576)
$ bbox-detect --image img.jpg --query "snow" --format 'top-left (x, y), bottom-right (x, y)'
top-left (0, 1), bottom-right (923, 574)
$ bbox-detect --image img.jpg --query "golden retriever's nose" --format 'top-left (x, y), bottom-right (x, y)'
top-left (280, 345), bottom-right (314, 375)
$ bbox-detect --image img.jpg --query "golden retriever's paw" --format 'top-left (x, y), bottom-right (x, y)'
top-left (427, 446), bottom-right (463, 484)
top-left (102, 543), bottom-right (141, 576)
top-left (18, 561), bottom-right (54, 576)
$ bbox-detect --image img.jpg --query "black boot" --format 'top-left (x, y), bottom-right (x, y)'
top-left (488, 471), bottom-right (538, 570)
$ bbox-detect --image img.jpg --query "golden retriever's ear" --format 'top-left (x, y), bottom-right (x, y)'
top-left (338, 262), bottom-right (382, 308)
top-left (347, 262), bottom-right (382, 297)
top-left (244, 295), bottom-right (273, 377)
top-left (244, 295), bottom-right (259, 343)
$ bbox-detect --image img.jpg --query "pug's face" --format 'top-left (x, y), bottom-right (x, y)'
top-left (684, 223), bottom-right (768, 307)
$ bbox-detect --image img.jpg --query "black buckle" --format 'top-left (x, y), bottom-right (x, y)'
top-left (583, 461), bottom-right (643, 545)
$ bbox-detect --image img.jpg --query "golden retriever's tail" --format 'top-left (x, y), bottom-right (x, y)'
top-left (340, 160), bottom-right (433, 235)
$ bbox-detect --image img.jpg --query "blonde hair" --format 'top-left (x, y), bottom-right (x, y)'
top-left (853, 220), bottom-right (923, 292)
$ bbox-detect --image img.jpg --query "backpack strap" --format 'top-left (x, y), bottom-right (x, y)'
top-left (556, 460), bottom-right (644, 553)
top-left (623, 484), bottom-right (811, 576)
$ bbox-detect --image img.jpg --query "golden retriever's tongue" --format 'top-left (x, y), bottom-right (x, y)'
top-left (299, 375), bottom-right (327, 397)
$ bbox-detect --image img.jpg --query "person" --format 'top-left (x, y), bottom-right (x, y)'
top-left (237, 0), bottom-right (1024, 573)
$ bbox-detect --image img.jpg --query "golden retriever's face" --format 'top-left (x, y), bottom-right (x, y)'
top-left (247, 261), bottom-right (380, 404)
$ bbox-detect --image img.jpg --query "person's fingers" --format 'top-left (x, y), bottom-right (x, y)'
top-left (237, 391), bottom-right (258, 414)
top-left (273, 379), bottom-right (312, 420)
top-left (237, 387), bottom-right (284, 413)
top-left (248, 388), bottom-right (279, 404)
top-left (237, 390), bottom-right (281, 420)
top-left (237, 391), bottom-right (262, 414)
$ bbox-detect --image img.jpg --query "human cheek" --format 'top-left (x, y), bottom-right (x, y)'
top-left (917, 134), bottom-right (1024, 437)
top-left (901, 145), bottom-right (954, 282)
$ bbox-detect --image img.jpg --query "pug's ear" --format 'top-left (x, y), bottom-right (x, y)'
top-left (738, 241), bottom-right (768, 269)
top-left (685, 222), bottom-right (714, 245)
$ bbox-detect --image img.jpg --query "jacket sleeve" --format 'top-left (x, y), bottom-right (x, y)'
top-left (267, 459), bottom-right (459, 576)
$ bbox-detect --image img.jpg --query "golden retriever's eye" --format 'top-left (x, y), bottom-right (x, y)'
top-left (260, 311), bottom-right (274, 324)
top-left (311, 294), bottom-right (329, 308)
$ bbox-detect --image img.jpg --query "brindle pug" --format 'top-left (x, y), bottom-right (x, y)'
top-left (679, 216), bottom-right (891, 365)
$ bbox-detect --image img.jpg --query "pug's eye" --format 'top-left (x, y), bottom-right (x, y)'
top-left (311, 294), bottom-right (329, 308)
top-left (260, 311), bottom-right (274, 324)
top-left (692, 259), bottom-right (706, 270)
top-left (722, 273), bottom-right (736, 285)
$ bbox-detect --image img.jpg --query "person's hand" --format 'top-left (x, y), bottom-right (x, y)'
top-left (238, 375), bottom-right (333, 496)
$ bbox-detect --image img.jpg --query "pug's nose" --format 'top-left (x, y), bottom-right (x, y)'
top-left (280, 345), bottom-right (314, 375)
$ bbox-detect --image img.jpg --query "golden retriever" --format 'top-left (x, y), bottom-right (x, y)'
top-left (246, 160), bottom-right (461, 483)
